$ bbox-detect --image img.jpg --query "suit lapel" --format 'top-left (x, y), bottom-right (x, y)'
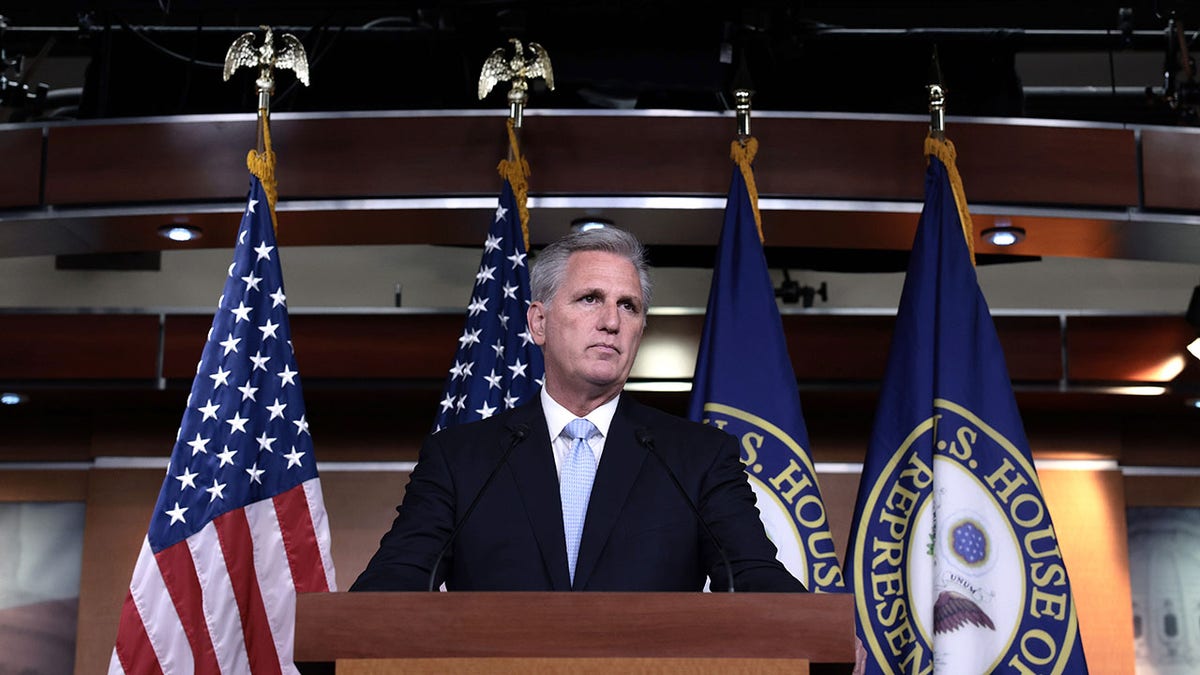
top-left (573, 396), bottom-right (648, 590)
top-left (505, 403), bottom-right (573, 591)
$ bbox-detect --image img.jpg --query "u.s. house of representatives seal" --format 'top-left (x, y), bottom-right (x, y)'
top-left (854, 398), bottom-right (1082, 674)
top-left (702, 402), bottom-right (844, 592)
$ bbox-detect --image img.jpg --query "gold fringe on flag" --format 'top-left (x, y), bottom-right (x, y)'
top-left (924, 134), bottom-right (976, 264)
top-left (246, 111), bottom-right (279, 231)
top-left (497, 118), bottom-right (532, 252)
top-left (730, 137), bottom-right (764, 243)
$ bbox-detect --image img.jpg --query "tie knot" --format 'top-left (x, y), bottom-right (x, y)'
top-left (564, 418), bottom-right (598, 442)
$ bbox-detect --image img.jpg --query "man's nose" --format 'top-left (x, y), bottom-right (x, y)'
top-left (596, 301), bottom-right (620, 331)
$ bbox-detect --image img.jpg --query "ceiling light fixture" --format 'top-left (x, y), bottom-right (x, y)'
top-left (0, 392), bottom-right (28, 405)
top-left (570, 217), bottom-right (613, 233)
top-left (157, 225), bottom-right (203, 242)
top-left (981, 225), bottom-right (1026, 247)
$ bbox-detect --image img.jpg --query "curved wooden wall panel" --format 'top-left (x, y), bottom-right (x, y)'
top-left (1141, 129), bottom-right (1200, 212)
top-left (0, 127), bottom-right (42, 209)
top-left (27, 114), bottom-right (1142, 208)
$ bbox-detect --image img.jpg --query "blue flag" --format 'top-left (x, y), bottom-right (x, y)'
top-left (434, 180), bottom-right (544, 431)
top-left (845, 141), bottom-right (1088, 673)
top-left (688, 161), bottom-right (845, 593)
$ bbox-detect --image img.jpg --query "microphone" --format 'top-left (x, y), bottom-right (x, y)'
top-left (635, 427), bottom-right (736, 593)
top-left (427, 423), bottom-right (530, 592)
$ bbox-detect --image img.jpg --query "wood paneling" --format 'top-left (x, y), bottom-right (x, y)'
top-left (161, 313), bottom-right (467, 380)
top-left (0, 127), bottom-right (42, 209)
top-left (295, 592), bottom-right (854, 662)
top-left (1123, 475), bottom-right (1200, 507)
top-left (0, 314), bottom-right (160, 379)
top-left (0, 470), bottom-right (87, 501)
top-left (1142, 129), bottom-right (1200, 211)
top-left (337, 657), bottom-right (807, 674)
top-left (35, 115), bottom-right (1140, 208)
top-left (1066, 316), bottom-right (1194, 383)
top-left (953, 123), bottom-right (1138, 206)
top-left (7, 310), bottom-right (1185, 387)
top-left (45, 119), bottom-right (254, 204)
top-left (273, 116), bottom-right (508, 199)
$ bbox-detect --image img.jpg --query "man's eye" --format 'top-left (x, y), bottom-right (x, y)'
top-left (580, 294), bottom-right (596, 303)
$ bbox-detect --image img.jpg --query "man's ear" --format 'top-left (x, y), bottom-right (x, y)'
top-left (527, 301), bottom-right (547, 346)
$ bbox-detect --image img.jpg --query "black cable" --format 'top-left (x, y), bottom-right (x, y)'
top-left (113, 13), bottom-right (223, 69)
top-left (177, 20), bottom-right (201, 113)
top-left (274, 22), bottom-right (347, 111)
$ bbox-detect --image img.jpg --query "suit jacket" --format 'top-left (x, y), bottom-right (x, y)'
top-left (350, 395), bottom-right (806, 592)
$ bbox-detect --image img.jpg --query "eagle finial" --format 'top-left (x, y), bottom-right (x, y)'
top-left (224, 26), bottom-right (310, 113)
top-left (478, 38), bottom-right (554, 127)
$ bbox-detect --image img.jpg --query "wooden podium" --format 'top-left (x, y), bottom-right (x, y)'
top-left (295, 592), bottom-right (855, 674)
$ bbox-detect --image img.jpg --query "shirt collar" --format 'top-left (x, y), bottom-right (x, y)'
top-left (540, 387), bottom-right (620, 440)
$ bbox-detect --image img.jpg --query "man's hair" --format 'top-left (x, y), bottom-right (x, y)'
top-left (530, 227), bottom-right (653, 310)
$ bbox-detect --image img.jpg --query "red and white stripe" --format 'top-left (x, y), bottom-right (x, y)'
top-left (109, 479), bottom-right (336, 675)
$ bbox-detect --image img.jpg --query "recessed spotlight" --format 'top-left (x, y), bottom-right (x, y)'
top-left (981, 226), bottom-right (1026, 247)
top-left (571, 217), bottom-right (613, 233)
top-left (1186, 398), bottom-right (1200, 409)
top-left (0, 392), bottom-right (28, 405)
top-left (158, 225), bottom-right (203, 242)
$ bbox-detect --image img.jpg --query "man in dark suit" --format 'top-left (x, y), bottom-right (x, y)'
top-left (351, 227), bottom-right (805, 592)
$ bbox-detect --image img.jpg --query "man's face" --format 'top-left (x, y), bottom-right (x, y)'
top-left (528, 250), bottom-right (645, 405)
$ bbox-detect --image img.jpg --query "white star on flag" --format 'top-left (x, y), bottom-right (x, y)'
top-left (165, 502), bottom-right (188, 525)
top-left (256, 432), bottom-right (276, 453)
top-left (284, 447), bottom-right (306, 469)
top-left (216, 445), bottom-right (237, 467)
top-left (241, 272), bottom-right (262, 291)
top-left (278, 365), bottom-right (298, 387)
top-left (205, 479), bottom-right (226, 503)
top-left (175, 467), bottom-right (199, 490)
top-left (197, 399), bottom-right (221, 422)
top-left (259, 318), bottom-right (280, 340)
top-left (230, 301), bottom-right (253, 323)
top-left (254, 242), bottom-right (274, 261)
top-left (186, 433), bottom-right (210, 456)
top-left (220, 333), bottom-right (241, 355)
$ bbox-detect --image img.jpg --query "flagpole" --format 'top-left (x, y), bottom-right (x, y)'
top-left (928, 47), bottom-right (946, 141)
top-left (478, 38), bottom-right (554, 251)
top-left (922, 58), bottom-right (977, 264)
top-left (223, 26), bottom-right (309, 230)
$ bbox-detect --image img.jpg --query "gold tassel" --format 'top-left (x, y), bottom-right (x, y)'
top-left (924, 135), bottom-right (975, 265)
top-left (246, 110), bottom-right (279, 231)
top-left (497, 118), bottom-right (532, 252)
top-left (730, 137), bottom-right (764, 243)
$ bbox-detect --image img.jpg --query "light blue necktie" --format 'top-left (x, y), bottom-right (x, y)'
top-left (561, 418), bottom-right (598, 586)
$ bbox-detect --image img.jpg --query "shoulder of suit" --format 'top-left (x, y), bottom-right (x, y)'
top-left (621, 396), bottom-right (734, 446)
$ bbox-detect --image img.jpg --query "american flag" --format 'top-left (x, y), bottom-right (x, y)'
top-left (110, 176), bottom-right (336, 675)
top-left (433, 180), bottom-right (544, 431)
